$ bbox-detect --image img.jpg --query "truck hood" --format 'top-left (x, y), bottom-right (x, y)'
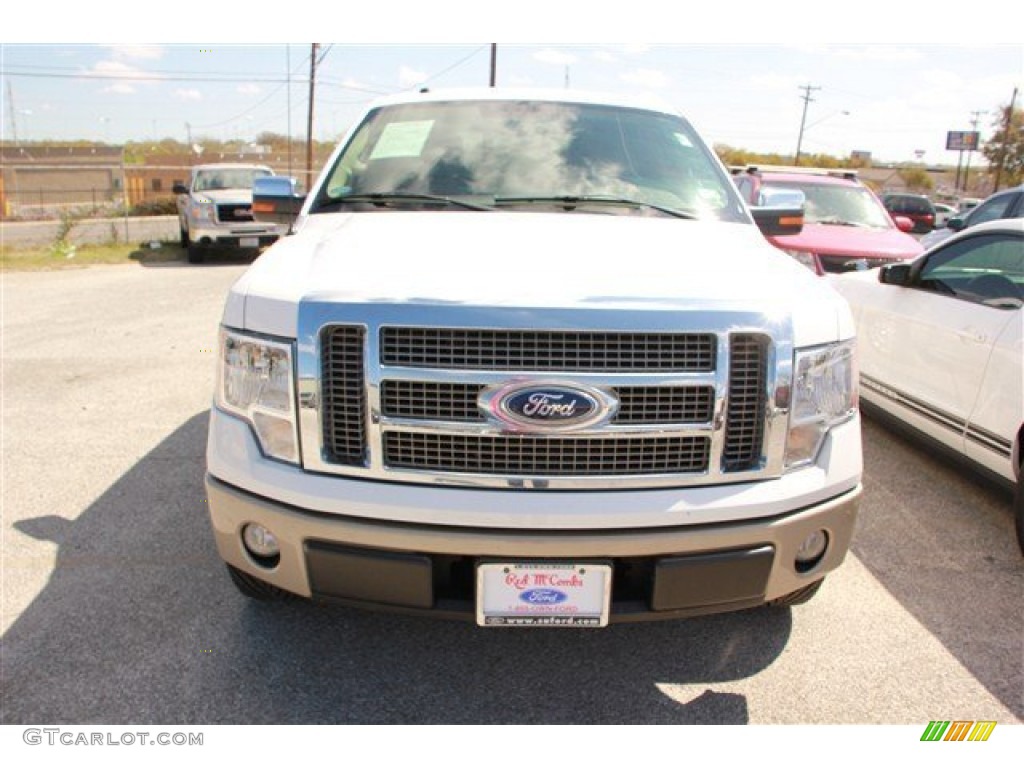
top-left (226, 211), bottom-right (854, 346)
top-left (198, 189), bottom-right (253, 204)
top-left (769, 222), bottom-right (923, 260)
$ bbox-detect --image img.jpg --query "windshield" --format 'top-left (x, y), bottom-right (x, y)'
top-left (767, 180), bottom-right (894, 229)
top-left (313, 99), bottom-right (748, 222)
top-left (193, 167), bottom-right (272, 192)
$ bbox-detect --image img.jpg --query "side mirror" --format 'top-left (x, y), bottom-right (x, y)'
top-left (892, 215), bottom-right (914, 233)
top-left (879, 263), bottom-right (912, 286)
top-left (172, 183), bottom-right (189, 195)
top-left (751, 206), bottom-right (804, 237)
top-left (947, 216), bottom-right (966, 232)
top-left (252, 176), bottom-right (305, 231)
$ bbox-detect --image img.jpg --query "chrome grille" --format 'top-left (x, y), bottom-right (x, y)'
top-left (383, 433), bottom-right (710, 476)
top-left (380, 381), bottom-right (715, 425)
top-left (615, 386), bottom-right (714, 424)
top-left (381, 381), bottom-right (482, 422)
top-left (321, 325), bottom-right (368, 465)
top-left (723, 333), bottom-right (767, 470)
top-left (310, 316), bottom-right (780, 489)
top-left (380, 328), bottom-right (716, 371)
top-left (216, 203), bottom-right (255, 223)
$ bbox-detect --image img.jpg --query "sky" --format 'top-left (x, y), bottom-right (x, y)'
top-left (2, 6), bottom-right (1022, 164)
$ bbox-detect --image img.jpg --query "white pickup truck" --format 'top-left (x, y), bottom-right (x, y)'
top-left (173, 163), bottom-right (283, 263)
top-left (205, 89), bottom-right (862, 626)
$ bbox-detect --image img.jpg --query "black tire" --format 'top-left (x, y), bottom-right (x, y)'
top-left (226, 564), bottom-right (290, 601)
top-left (186, 243), bottom-right (205, 264)
top-left (768, 578), bottom-right (824, 607)
top-left (1015, 479), bottom-right (1023, 557)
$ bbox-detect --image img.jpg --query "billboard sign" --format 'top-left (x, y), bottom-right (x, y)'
top-left (946, 131), bottom-right (980, 151)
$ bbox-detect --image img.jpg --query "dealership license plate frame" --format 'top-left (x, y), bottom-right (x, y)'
top-left (476, 562), bottom-right (612, 627)
top-left (240, 236), bottom-right (260, 248)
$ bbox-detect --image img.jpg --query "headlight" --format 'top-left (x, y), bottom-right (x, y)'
top-left (781, 248), bottom-right (821, 274)
top-left (189, 199), bottom-right (216, 223)
top-left (216, 328), bottom-right (299, 464)
top-left (785, 340), bottom-right (858, 469)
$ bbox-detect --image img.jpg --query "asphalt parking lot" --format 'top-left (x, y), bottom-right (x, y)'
top-left (1, 259), bottom-right (1021, 726)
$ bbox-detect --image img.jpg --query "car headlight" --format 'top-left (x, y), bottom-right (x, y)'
top-left (781, 248), bottom-right (821, 274)
top-left (785, 340), bottom-right (858, 469)
top-left (216, 328), bottom-right (299, 464)
top-left (189, 199), bottom-right (216, 223)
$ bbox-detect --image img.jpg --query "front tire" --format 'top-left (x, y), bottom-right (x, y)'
top-left (768, 578), bottom-right (824, 607)
top-left (226, 564), bottom-right (290, 601)
top-left (1015, 479), bottom-right (1023, 556)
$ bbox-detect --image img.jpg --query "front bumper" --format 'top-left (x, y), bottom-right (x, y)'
top-left (206, 474), bottom-right (860, 623)
top-left (189, 225), bottom-right (280, 249)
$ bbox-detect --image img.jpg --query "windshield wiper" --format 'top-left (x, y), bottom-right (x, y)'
top-left (815, 218), bottom-right (867, 228)
top-left (494, 195), bottom-right (697, 220)
top-left (317, 192), bottom-right (496, 212)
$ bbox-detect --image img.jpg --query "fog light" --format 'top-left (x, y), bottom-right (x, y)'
top-left (242, 523), bottom-right (280, 558)
top-left (795, 530), bottom-right (828, 572)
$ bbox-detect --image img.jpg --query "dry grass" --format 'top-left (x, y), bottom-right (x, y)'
top-left (0, 241), bottom-right (185, 271)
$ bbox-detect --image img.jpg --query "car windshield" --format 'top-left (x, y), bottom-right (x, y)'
top-left (313, 99), bottom-right (748, 222)
top-left (194, 167), bottom-right (272, 191)
top-left (771, 181), bottom-right (895, 229)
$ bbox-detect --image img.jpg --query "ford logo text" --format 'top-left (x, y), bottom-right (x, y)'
top-left (520, 589), bottom-right (568, 605)
top-left (480, 382), bottom-right (618, 433)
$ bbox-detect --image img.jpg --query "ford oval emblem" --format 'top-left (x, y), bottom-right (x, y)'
top-left (520, 589), bottom-right (568, 605)
top-left (480, 381), bottom-right (618, 433)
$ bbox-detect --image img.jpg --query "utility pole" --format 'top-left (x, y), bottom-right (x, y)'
top-left (963, 109), bottom-right (985, 193)
top-left (794, 84), bottom-right (821, 166)
top-left (287, 44), bottom-right (293, 178)
top-left (306, 43), bottom-right (319, 193)
top-left (7, 81), bottom-right (19, 145)
top-left (489, 44), bottom-right (497, 87)
top-left (993, 86), bottom-right (1018, 192)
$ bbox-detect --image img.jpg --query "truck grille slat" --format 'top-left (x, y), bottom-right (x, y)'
top-left (380, 328), bottom-right (715, 371)
top-left (723, 334), bottom-right (768, 471)
top-left (384, 433), bottom-right (710, 476)
top-left (380, 381), bottom-right (715, 425)
top-left (321, 325), bottom-right (368, 465)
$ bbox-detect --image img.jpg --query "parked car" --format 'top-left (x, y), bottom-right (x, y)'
top-left (173, 163), bottom-right (284, 263)
top-left (933, 202), bottom-right (957, 228)
top-left (881, 193), bottom-right (937, 234)
top-left (831, 220), bottom-right (1023, 553)
top-left (733, 166), bottom-right (923, 275)
top-left (920, 185), bottom-right (1024, 249)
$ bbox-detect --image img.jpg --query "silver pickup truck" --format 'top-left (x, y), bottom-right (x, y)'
top-left (173, 163), bottom-right (283, 263)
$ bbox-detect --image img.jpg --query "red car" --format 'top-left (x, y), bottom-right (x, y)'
top-left (733, 167), bottom-right (923, 275)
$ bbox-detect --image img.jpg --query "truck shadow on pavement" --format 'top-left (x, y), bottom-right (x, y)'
top-left (854, 413), bottom-right (1022, 719)
top-left (1, 412), bottom-right (792, 725)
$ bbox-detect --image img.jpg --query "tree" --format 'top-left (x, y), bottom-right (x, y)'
top-left (983, 101), bottom-right (1023, 189)
top-left (898, 167), bottom-right (933, 193)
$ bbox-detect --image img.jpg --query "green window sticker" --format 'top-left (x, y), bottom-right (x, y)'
top-left (369, 120), bottom-right (435, 159)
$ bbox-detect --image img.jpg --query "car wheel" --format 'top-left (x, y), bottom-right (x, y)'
top-left (768, 578), bottom-right (824, 607)
top-left (186, 243), bottom-right (205, 264)
top-left (1015, 476), bottom-right (1024, 557)
top-left (226, 564), bottom-right (291, 601)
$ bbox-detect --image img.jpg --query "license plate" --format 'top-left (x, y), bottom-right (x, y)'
top-left (476, 562), bottom-right (612, 627)
top-left (240, 237), bottom-right (260, 248)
